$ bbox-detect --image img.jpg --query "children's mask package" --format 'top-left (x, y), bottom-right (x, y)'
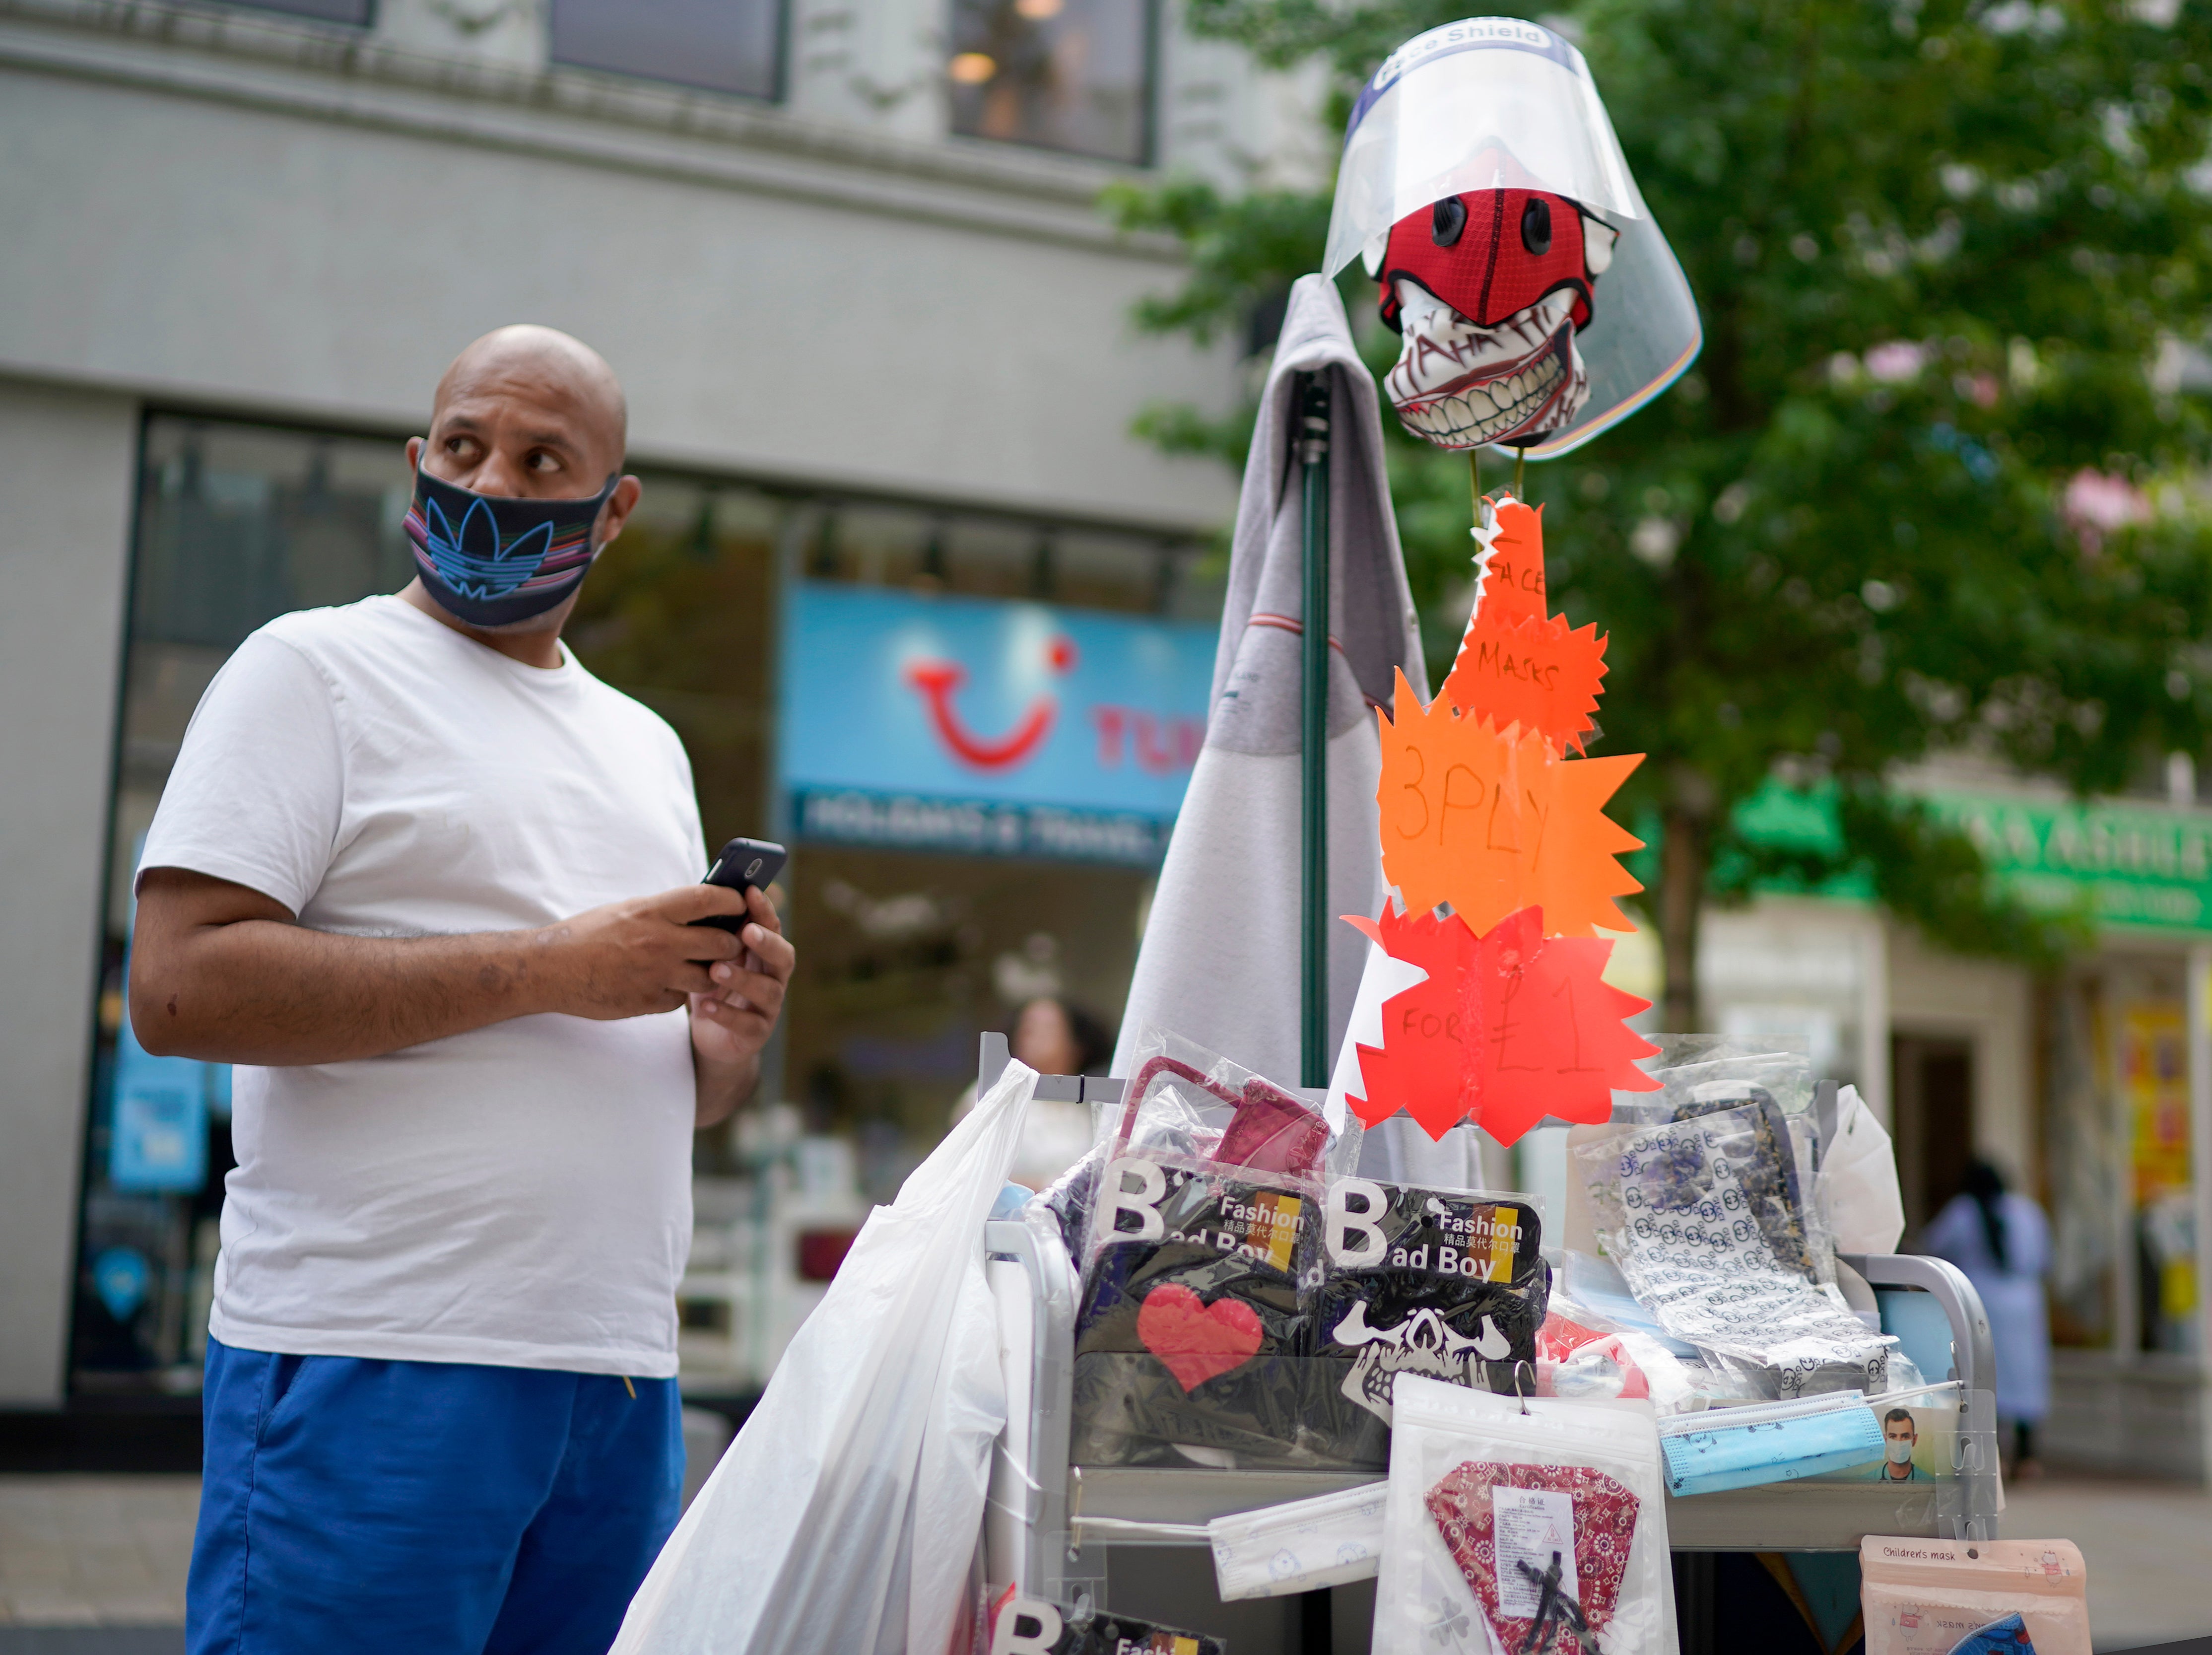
top-left (1316, 1179), bottom-right (1550, 1430)
top-left (1374, 1376), bottom-right (1676, 1655)
top-left (1859, 1537), bottom-right (2089, 1655)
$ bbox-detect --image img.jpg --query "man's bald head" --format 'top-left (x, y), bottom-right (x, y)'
top-left (402, 324), bottom-right (643, 659)
top-left (417, 325), bottom-right (629, 499)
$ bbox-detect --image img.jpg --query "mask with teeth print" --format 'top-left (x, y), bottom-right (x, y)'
top-left (1379, 187), bottom-right (1619, 451)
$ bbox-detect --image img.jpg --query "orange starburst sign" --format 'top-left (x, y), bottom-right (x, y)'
top-left (1343, 904), bottom-right (1661, 1144)
top-left (1375, 669), bottom-right (1645, 937)
top-left (1444, 496), bottom-right (1609, 755)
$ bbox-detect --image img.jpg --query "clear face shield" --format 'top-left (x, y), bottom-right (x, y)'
top-left (1325, 18), bottom-right (1702, 458)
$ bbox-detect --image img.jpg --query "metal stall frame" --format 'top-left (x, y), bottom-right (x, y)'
top-left (980, 1058), bottom-right (2004, 1621)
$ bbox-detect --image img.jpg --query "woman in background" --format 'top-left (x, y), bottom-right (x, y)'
top-left (952, 996), bottom-right (1113, 1189)
top-left (1923, 1159), bottom-right (2052, 1478)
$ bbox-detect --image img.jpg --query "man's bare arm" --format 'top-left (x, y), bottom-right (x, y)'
top-left (131, 867), bottom-right (750, 1066)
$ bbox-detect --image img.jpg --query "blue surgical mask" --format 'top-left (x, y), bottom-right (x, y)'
top-left (405, 466), bottom-right (619, 627)
top-left (1886, 1437), bottom-right (1915, 1465)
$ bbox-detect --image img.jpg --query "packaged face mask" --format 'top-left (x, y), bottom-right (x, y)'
top-left (1860, 1537), bottom-right (2089, 1655)
top-left (1208, 1479), bottom-right (1388, 1600)
top-left (1317, 1179), bottom-right (1550, 1424)
top-left (1072, 1154), bottom-right (1332, 1467)
top-left (1656, 1390), bottom-right (1882, 1496)
top-left (1573, 1105), bottom-right (1891, 1396)
top-left (989, 1595), bottom-right (1225, 1655)
top-left (1374, 1376), bottom-right (1677, 1655)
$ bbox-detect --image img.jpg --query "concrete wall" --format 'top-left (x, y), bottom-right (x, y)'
top-left (0, 13), bottom-right (1240, 530)
top-left (0, 378), bottom-right (135, 1405)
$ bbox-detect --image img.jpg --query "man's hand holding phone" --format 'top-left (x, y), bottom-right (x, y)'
top-left (688, 882), bottom-right (791, 1071)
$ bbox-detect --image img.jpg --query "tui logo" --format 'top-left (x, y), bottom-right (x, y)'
top-left (422, 495), bottom-right (555, 600)
top-left (903, 633), bottom-right (1075, 771)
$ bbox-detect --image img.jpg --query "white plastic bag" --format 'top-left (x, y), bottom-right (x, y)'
top-left (1374, 1376), bottom-right (1677, 1655)
top-left (611, 1062), bottom-right (1039, 1655)
top-left (1817, 1084), bottom-right (1906, 1255)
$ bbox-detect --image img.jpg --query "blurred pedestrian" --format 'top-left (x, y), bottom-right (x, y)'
top-left (132, 325), bottom-right (795, 1655)
top-left (954, 994), bottom-right (1112, 1189)
top-left (1923, 1158), bottom-right (2051, 1479)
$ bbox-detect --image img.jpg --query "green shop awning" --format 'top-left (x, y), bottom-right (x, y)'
top-left (1731, 780), bottom-right (2212, 938)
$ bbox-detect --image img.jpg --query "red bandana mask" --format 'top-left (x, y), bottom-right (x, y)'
top-left (1378, 188), bottom-right (1618, 450)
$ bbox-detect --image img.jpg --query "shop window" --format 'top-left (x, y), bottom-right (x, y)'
top-left (798, 500), bottom-right (1211, 619)
top-left (947, 0), bottom-right (1154, 166)
top-left (81, 414), bottom-right (1206, 1396)
top-left (221, 0), bottom-right (374, 23)
top-left (79, 415), bottom-right (779, 1394)
top-left (549, 0), bottom-right (783, 101)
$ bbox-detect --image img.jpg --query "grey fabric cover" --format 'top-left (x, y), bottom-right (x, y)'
top-left (1111, 274), bottom-right (1425, 1087)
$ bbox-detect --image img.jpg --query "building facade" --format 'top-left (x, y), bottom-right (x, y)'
top-left (1689, 774), bottom-right (2212, 1480)
top-left (0, 0), bottom-right (1321, 1407)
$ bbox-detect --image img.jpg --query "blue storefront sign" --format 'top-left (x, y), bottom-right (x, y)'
top-left (780, 584), bottom-right (1216, 863)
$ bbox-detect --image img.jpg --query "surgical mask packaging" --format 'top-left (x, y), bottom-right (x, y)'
top-left (1656, 1390), bottom-right (1882, 1496)
top-left (1316, 1179), bottom-right (1550, 1427)
top-left (1374, 1376), bottom-right (1676, 1655)
top-left (987, 1596), bottom-right (1226, 1655)
top-left (1208, 1480), bottom-right (1388, 1600)
top-left (1572, 1103), bottom-right (1892, 1397)
top-left (1859, 1537), bottom-right (2090, 1655)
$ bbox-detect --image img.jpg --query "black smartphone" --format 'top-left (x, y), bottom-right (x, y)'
top-left (692, 837), bottom-right (786, 933)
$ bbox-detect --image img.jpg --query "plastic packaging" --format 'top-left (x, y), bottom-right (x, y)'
top-left (611, 1061), bottom-right (1037, 1655)
top-left (1656, 1390), bottom-right (1880, 1496)
top-left (1321, 17), bottom-right (1701, 460)
top-left (988, 1596), bottom-right (1227, 1655)
top-left (1316, 1178), bottom-right (1550, 1425)
top-left (1207, 1480), bottom-right (1389, 1600)
top-left (1817, 1084), bottom-right (1907, 1254)
top-left (1572, 1104), bottom-right (1892, 1396)
top-left (1374, 1376), bottom-right (1677, 1655)
top-left (1116, 1025), bottom-right (1348, 1184)
top-left (1860, 1537), bottom-right (2089, 1655)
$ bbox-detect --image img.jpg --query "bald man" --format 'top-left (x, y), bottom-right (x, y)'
top-left (131, 326), bottom-right (792, 1655)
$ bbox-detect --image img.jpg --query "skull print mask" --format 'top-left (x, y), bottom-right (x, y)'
top-left (1378, 187), bottom-right (1619, 450)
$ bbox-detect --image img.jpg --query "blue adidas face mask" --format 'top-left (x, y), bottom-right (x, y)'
top-left (404, 466), bottom-right (620, 628)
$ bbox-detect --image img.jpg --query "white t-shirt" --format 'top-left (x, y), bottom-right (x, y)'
top-left (139, 594), bottom-right (706, 1376)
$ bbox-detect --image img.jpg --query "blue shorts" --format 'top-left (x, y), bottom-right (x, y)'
top-left (188, 1338), bottom-right (682, 1655)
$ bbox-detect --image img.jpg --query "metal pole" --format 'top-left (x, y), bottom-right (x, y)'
top-left (1298, 373), bottom-right (1333, 1091)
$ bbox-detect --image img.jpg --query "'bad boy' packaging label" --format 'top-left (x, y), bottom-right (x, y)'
top-left (1090, 1155), bottom-right (1319, 1280)
top-left (990, 1595), bottom-right (1224, 1655)
top-left (1317, 1179), bottom-right (1548, 1422)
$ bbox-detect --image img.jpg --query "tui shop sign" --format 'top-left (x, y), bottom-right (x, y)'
top-left (1929, 791), bottom-right (2212, 934)
top-left (778, 583), bottom-right (1217, 864)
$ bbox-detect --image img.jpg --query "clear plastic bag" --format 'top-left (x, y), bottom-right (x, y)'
top-left (1315, 1178), bottom-right (1550, 1426)
top-left (1572, 1104), bottom-right (1892, 1397)
top-left (612, 1062), bottom-right (1038, 1655)
top-left (1115, 1024), bottom-right (1351, 1184)
top-left (1374, 1376), bottom-right (1677, 1655)
top-left (987, 1596), bottom-right (1227, 1655)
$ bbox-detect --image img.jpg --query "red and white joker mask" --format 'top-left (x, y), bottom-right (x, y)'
top-left (1322, 18), bottom-right (1702, 460)
top-left (1378, 187), bottom-right (1618, 450)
